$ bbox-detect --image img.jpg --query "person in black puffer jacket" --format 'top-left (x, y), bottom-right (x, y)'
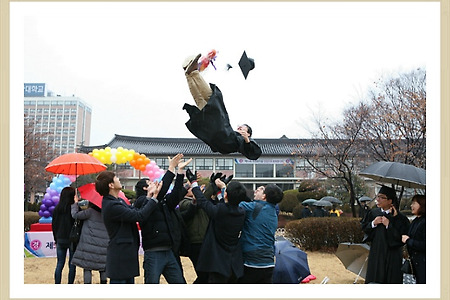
top-left (133, 154), bottom-right (191, 284)
top-left (52, 186), bottom-right (77, 284)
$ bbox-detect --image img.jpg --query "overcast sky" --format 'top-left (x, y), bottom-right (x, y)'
top-left (11, 1), bottom-right (441, 298)
top-left (19, 1), bottom-right (439, 146)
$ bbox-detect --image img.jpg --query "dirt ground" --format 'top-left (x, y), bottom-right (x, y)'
top-left (24, 251), bottom-right (363, 284)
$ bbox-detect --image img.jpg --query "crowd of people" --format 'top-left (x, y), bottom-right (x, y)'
top-left (51, 154), bottom-right (426, 285)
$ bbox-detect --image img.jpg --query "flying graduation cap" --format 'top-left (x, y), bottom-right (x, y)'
top-left (238, 51), bottom-right (255, 79)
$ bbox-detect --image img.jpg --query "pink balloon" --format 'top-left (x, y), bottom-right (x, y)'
top-left (67, 175), bottom-right (77, 182)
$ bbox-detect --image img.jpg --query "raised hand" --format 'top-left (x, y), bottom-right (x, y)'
top-left (178, 157), bottom-right (193, 171)
top-left (210, 172), bottom-right (223, 184)
top-left (186, 168), bottom-right (198, 183)
top-left (168, 153), bottom-right (184, 172)
top-left (220, 174), bottom-right (233, 185)
top-left (147, 181), bottom-right (163, 198)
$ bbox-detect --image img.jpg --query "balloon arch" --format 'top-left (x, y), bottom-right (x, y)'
top-left (39, 147), bottom-right (163, 223)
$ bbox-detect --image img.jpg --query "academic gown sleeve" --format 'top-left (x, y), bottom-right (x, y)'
top-left (183, 84), bottom-right (261, 160)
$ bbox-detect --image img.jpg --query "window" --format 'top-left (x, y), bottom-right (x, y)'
top-left (235, 164), bottom-right (253, 177)
top-left (155, 158), bottom-right (169, 170)
top-left (256, 164), bottom-right (273, 178)
top-left (195, 158), bottom-right (213, 170)
top-left (215, 158), bottom-right (233, 170)
top-left (276, 164), bottom-right (294, 177)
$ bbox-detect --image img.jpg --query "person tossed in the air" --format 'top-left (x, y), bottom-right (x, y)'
top-left (182, 52), bottom-right (262, 161)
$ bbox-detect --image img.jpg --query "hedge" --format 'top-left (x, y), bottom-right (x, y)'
top-left (24, 211), bottom-right (41, 232)
top-left (284, 217), bottom-right (364, 252)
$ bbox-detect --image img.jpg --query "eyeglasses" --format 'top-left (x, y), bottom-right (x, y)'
top-left (376, 195), bottom-right (388, 200)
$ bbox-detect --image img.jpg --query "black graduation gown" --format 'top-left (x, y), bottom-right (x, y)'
top-left (183, 84), bottom-right (262, 160)
top-left (361, 208), bottom-right (410, 283)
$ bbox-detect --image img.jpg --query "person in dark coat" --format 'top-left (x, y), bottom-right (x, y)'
top-left (359, 199), bottom-right (371, 220)
top-left (178, 182), bottom-right (210, 284)
top-left (312, 205), bottom-right (329, 217)
top-left (182, 54), bottom-right (262, 160)
top-left (185, 169), bottom-right (247, 283)
top-left (133, 154), bottom-right (190, 284)
top-left (402, 194), bottom-right (426, 283)
top-left (71, 200), bottom-right (109, 284)
top-left (52, 186), bottom-right (76, 284)
top-left (361, 185), bottom-right (410, 284)
top-left (96, 171), bottom-right (162, 284)
top-left (301, 204), bottom-right (312, 219)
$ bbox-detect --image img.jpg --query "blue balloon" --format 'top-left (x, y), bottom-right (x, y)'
top-left (61, 175), bottom-right (71, 185)
top-left (56, 186), bottom-right (63, 193)
top-left (49, 182), bottom-right (56, 190)
top-left (55, 178), bottom-right (63, 187)
top-left (39, 216), bottom-right (52, 224)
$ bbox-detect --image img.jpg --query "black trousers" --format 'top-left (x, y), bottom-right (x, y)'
top-left (238, 266), bottom-right (274, 284)
top-left (189, 243), bottom-right (209, 284)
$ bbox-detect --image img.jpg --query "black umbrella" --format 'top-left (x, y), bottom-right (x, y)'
top-left (358, 196), bottom-right (373, 202)
top-left (314, 199), bottom-right (333, 207)
top-left (302, 199), bottom-right (318, 206)
top-left (320, 196), bottom-right (342, 205)
top-left (359, 161), bottom-right (426, 189)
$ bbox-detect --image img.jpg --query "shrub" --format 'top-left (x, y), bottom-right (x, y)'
top-left (25, 201), bottom-right (41, 212)
top-left (285, 217), bottom-right (364, 252)
top-left (292, 203), bottom-right (304, 219)
top-left (24, 211), bottom-right (40, 232)
top-left (122, 189), bottom-right (136, 202)
top-left (278, 190), bottom-right (300, 213)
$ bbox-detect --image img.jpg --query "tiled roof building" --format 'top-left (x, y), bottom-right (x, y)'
top-left (79, 134), bottom-right (371, 191)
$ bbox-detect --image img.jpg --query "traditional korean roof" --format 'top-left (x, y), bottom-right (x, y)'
top-left (79, 134), bottom-right (307, 157)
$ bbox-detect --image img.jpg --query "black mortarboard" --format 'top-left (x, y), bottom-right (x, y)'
top-left (238, 51), bottom-right (255, 79)
top-left (378, 185), bottom-right (398, 204)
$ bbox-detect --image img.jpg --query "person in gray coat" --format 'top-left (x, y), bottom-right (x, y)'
top-left (71, 200), bottom-right (109, 284)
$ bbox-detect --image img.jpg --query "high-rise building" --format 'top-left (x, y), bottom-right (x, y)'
top-left (24, 83), bottom-right (92, 156)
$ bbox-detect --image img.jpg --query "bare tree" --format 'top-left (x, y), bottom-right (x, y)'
top-left (24, 114), bottom-right (54, 205)
top-left (294, 104), bottom-right (369, 216)
top-left (361, 68), bottom-right (426, 168)
top-left (294, 68), bottom-right (426, 215)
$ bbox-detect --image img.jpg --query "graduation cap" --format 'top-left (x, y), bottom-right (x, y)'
top-left (238, 51), bottom-right (255, 79)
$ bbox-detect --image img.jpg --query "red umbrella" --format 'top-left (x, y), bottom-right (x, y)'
top-left (78, 183), bottom-right (130, 208)
top-left (45, 152), bottom-right (106, 175)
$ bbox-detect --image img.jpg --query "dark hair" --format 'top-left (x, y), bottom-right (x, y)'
top-left (95, 171), bottom-right (116, 197)
top-left (226, 181), bottom-right (248, 206)
top-left (242, 124), bottom-right (252, 137)
top-left (135, 178), bottom-right (149, 199)
top-left (412, 194), bottom-right (426, 216)
top-left (264, 184), bottom-right (283, 204)
top-left (54, 186), bottom-right (75, 214)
